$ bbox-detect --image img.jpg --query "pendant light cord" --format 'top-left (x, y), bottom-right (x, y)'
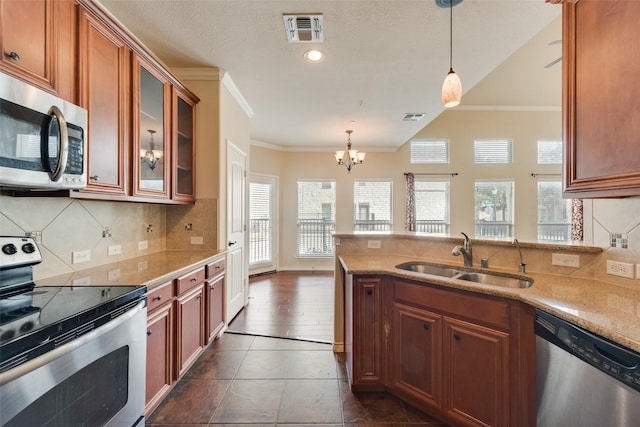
top-left (449, 0), bottom-right (453, 70)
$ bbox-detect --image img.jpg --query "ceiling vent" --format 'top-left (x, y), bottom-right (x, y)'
top-left (402, 113), bottom-right (425, 122)
top-left (283, 14), bottom-right (323, 42)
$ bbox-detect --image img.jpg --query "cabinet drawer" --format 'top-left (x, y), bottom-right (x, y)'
top-left (147, 281), bottom-right (173, 313)
top-left (175, 267), bottom-right (205, 296)
top-left (206, 258), bottom-right (225, 278)
top-left (393, 279), bottom-right (510, 330)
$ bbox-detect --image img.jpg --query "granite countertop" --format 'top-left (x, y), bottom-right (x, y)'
top-left (339, 254), bottom-right (640, 353)
top-left (36, 250), bottom-right (225, 290)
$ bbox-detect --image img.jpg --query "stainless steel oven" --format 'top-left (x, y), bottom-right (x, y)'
top-left (0, 237), bottom-right (147, 426)
top-left (0, 73), bottom-right (87, 190)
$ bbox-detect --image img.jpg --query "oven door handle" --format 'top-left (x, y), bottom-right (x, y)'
top-left (0, 299), bottom-right (146, 386)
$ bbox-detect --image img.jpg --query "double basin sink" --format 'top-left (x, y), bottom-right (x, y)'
top-left (396, 261), bottom-right (533, 289)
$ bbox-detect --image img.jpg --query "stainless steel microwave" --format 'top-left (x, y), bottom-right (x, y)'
top-left (0, 73), bottom-right (88, 190)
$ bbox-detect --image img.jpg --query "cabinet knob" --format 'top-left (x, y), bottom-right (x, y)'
top-left (366, 288), bottom-right (373, 295)
top-left (146, 330), bottom-right (152, 336)
top-left (191, 277), bottom-right (197, 282)
top-left (7, 51), bottom-right (20, 61)
top-left (423, 323), bottom-right (430, 331)
top-left (153, 295), bottom-right (162, 302)
top-left (90, 175), bottom-right (99, 181)
top-left (453, 333), bottom-right (461, 341)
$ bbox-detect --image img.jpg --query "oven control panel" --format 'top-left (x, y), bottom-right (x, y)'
top-left (0, 236), bottom-right (42, 269)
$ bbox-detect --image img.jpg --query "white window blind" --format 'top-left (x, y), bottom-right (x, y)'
top-left (537, 140), bottom-right (563, 164)
top-left (410, 140), bottom-right (449, 164)
top-left (297, 180), bottom-right (335, 257)
top-left (474, 139), bottom-right (513, 164)
top-left (353, 180), bottom-right (392, 231)
top-left (415, 179), bottom-right (450, 234)
top-left (474, 180), bottom-right (514, 238)
top-left (537, 181), bottom-right (571, 241)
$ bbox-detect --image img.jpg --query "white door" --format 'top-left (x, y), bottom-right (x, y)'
top-left (226, 142), bottom-right (247, 323)
top-left (249, 174), bottom-right (278, 275)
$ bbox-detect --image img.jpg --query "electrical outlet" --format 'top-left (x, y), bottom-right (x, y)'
top-left (25, 231), bottom-right (42, 244)
top-left (107, 268), bottom-right (121, 281)
top-left (191, 236), bottom-right (204, 245)
top-left (138, 240), bottom-right (148, 250)
top-left (552, 253), bottom-right (580, 268)
top-left (72, 249), bottom-right (91, 264)
top-left (108, 244), bottom-right (121, 256)
top-left (606, 260), bottom-right (634, 279)
top-left (185, 223), bottom-right (193, 231)
top-left (368, 240), bottom-right (381, 249)
top-left (72, 276), bottom-right (91, 286)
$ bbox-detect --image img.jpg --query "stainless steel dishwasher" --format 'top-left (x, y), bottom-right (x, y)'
top-left (535, 309), bottom-right (640, 426)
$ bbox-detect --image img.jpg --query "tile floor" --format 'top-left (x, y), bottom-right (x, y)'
top-left (146, 332), bottom-right (449, 426)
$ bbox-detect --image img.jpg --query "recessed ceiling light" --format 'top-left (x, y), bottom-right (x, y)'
top-left (304, 49), bottom-right (325, 63)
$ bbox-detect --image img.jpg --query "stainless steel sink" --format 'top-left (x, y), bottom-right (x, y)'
top-left (395, 262), bottom-right (462, 278)
top-left (395, 262), bottom-right (533, 289)
top-left (454, 272), bottom-right (533, 289)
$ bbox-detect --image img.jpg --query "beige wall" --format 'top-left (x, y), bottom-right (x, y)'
top-left (250, 108), bottom-right (640, 273)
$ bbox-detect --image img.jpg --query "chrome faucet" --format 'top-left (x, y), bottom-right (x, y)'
top-left (452, 232), bottom-right (473, 267)
top-left (512, 238), bottom-right (526, 273)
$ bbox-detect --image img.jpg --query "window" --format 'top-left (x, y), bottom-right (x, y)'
top-left (297, 180), bottom-right (335, 257)
top-left (538, 181), bottom-right (571, 241)
top-left (410, 139), bottom-right (449, 164)
top-left (475, 180), bottom-right (514, 238)
top-left (537, 140), bottom-right (563, 164)
top-left (354, 180), bottom-right (392, 231)
top-left (415, 179), bottom-right (450, 234)
top-left (474, 139), bottom-right (513, 164)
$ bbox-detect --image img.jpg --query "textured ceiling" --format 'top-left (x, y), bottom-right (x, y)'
top-left (97, 0), bottom-right (561, 150)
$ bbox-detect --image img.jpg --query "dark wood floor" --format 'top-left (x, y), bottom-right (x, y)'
top-left (227, 270), bottom-right (335, 343)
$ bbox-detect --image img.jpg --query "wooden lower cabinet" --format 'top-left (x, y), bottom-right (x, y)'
top-left (442, 317), bottom-right (509, 427)
top-left (144, 258), bottom-right (226, 415)
top-left (175, 282), bottom-right (205, 378)
top-left (345, 275), bottom-right (384, 389)
top-left (347, 274), bottom-right (535, 427)
top-left (145, 300), bottom-right (173, 416)
top-left (206, 273), bottom-right (225, 344)
top-left (145, 280), bottom-right (173, 415)
top-left (391, 303), bottom-right (442, 412)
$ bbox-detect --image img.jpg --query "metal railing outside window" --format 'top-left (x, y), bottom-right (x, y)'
top-left (297, 219), bottom-right (335, 256)
top-left (249, 218), bottom-right (271, 264)
top-left (475, 222), bottom-right (513, 238)
top-left (416, 220), bottom-right (449, 234)
top-left (538, 223), bottom-right (571, 241)
top-left (353, 220), bottom-right (392, 231)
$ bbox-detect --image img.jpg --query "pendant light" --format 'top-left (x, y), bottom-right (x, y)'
top-left (335, 130), bottom-right (365, 173)
top-left (441, 0), bottom-right (462, 108)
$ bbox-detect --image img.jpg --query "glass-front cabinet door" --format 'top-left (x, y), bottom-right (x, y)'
top-left (133, 54), bottom-right (170, 199)
top-left (172, 87), bottom-right (197, 202)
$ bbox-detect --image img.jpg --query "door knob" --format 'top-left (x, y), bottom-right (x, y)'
top-left (228, 240), bottom-right (237, 247)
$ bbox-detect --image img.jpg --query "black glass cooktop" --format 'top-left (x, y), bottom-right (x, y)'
top-left (0, 285), bottom-right (146, 371)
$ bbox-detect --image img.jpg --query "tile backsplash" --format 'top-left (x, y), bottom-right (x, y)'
top-left (0, 194), bottom-right (220, 279)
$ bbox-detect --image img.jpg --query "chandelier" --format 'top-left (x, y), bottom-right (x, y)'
top-left (334, 130), bottom-right (365, 173)
top-left (140, 129), bottom-right (163, 171)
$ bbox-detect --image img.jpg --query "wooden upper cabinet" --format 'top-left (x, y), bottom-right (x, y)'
top-left (172, 87), bottom-right (197, 202)
top-left (563, 0), bottom-right (640, 197)
top-left (133, 54), bottom-right (171, 200)
top-left (75, 6), bottom-right (130, 197)
top-left (0, 0), bottom-right (76, 102)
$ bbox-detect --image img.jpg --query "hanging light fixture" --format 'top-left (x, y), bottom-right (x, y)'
top-left (140, 129), bottom-right (163, 171)
top-left (335, 130), bottom-right (365, 173)
top-left (441, 0), bottom-right (462, 108)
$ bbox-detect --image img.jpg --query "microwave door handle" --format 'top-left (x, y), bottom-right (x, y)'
top-left (46, 106), bottom-right (69, 182)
